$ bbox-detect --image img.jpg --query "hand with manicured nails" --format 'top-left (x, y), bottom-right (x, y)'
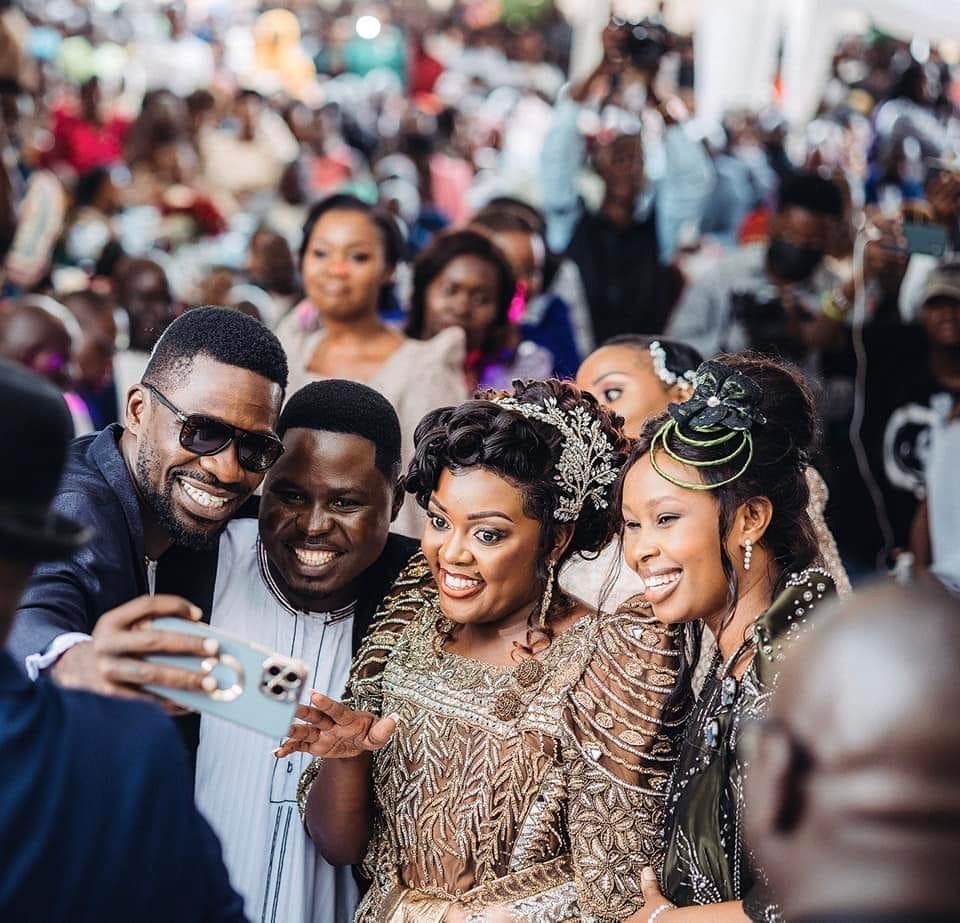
top-left (52, 594), bottom-right (219, 709)
top-left (274, 692), bottom-right (398, 760)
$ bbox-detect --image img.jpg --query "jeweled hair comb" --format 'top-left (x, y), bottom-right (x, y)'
top-left (492, 395), bottom-right (620, 521)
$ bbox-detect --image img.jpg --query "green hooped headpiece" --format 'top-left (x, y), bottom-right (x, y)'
top-left (651, 360), bottom-right (766, 491)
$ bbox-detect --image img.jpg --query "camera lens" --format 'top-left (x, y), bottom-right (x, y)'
top-left (270, 684), bottom-right (285, 697)
top-left (268, 665), bottom-right (281, 676)
top-left (285, 672), bottom-right (299, 684)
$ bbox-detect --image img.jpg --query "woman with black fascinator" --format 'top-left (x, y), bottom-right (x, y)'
top-left (617, 355), bottom-right (840, 923)
top-left (279, 379), bottom-right (690, 922)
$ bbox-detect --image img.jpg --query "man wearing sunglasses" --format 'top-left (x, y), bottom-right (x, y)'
top-left (0, 358), bottom-right (245, 922)
top-left (7, 307), bottom-right (287, 722)
top-left (744, 580), bottom-right (960, 923)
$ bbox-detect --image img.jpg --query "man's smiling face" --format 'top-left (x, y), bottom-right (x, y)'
top-left (129, 354), bottom-right (283, 550)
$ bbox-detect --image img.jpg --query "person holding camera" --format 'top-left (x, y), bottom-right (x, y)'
top-left (666, 171), bottom-right (846, 361)
top-left (538, 20), bottom-right (713, 344)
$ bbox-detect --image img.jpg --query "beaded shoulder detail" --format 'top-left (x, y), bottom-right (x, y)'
top-left (753, 567), bottom-right (836, 685)
top-left (345, 550), bottom-right (435, 714)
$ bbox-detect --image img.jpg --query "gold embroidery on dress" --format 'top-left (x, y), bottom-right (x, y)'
top-left (299, 553), bottom-right (688, 922)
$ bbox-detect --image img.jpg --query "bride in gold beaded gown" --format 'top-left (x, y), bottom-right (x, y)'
top-left (277, 379), bottom-right (690, 922)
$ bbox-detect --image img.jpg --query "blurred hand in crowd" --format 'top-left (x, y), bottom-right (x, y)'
top-left (927, 167), bottom-right (960, 228)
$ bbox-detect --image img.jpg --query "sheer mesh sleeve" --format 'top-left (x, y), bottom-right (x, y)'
top-left (563, 602), bottom-right (691, 921)
top-left (343, 551), bottom-right (434, 714)
top-left (297, 552), bottom-right (435, 818)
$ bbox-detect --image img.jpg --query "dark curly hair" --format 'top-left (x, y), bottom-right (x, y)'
top-left (405, 379), bottom-right (630, 587)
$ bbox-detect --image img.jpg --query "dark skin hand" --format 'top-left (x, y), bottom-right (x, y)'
top-left (811, 211), bottom-right (908, 348)
top-left (927, 169), bottom-right (960, 227)
top-left (274, 692), bottom-right (397, 866)
top-left (51, 594), bottom-right (217, 708)
top-left (274, 692), bottom-right (398, 760)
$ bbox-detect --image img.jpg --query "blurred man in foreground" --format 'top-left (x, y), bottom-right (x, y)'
top-left (746, 579), bottom-right (960, 922)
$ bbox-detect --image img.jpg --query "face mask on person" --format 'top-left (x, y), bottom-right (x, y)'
top-left (767, 237), bottom-right (824, 283)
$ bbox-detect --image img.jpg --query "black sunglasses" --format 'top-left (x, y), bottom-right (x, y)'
top-left (143, 382), bottom-right (284, 473)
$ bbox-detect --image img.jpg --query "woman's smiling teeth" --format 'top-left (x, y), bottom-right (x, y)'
top-left (442, 570), bottom-right (483, 592)
top-left (293, 547), bottom-right (339, 567)
top-left (180, 479), bottom-right (230, 509)
top-left (643, 569), bottom-right (683, 602)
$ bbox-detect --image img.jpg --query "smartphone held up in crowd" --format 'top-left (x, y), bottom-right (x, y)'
top-left (145, 618), bottom-right (308, 737)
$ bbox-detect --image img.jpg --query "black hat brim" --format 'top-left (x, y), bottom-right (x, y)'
top-left (0, 510), bottom-right (92, 562)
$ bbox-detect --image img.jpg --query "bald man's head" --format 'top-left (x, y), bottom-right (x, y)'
top-left (0, 302), bottom-right (74, 389)
top-left (746, 579), bottom-right (960, 920)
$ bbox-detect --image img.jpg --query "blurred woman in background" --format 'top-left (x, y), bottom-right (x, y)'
top-left (406, 227), bottom-right (552, 391)
top-left (280, 194), bottom-right (465, 536)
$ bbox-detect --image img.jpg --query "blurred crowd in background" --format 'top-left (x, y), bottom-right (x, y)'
top-left (1, 0), bottom-right (959, 584)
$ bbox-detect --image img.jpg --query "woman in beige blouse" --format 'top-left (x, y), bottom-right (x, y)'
top-left (279, 194), bottom-right (466, 536)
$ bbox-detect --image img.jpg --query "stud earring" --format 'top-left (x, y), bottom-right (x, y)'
top-left (743, 538), bottom-right (753, 572)
top-left (538, 560), bottom-right (557, 629)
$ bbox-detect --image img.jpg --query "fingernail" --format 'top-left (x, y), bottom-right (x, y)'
top-left (272, 747), bottom-right (282, 758)
top-left (202, 638), bottom-right (219, 655)
top-left (642, 866), bottom-right (656, 880)
top-left (190, 606), bottom-right (202, 621)
top-left (386, 712), bottom-right (401, 724)
top-left (201, 675), bottom-right (218, 693)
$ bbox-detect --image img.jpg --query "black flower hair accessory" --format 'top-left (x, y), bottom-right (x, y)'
top-left (668, 361), bottom-right (766, 435)
top-left (650, 361), bottom-right (765, 491)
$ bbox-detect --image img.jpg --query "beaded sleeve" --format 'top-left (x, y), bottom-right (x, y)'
top-left (563, 601), bottom-right (691, 921)
top-left (296, 552), bottom-right (434, 820)
top-left (342, 551), bottom-right (435, 714)
top-left (805, 468), bottom-right (851, 596)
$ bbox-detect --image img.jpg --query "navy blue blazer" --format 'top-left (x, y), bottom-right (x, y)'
top-left (0, 649), bottom-right (246, 922)
top-left (7, 425), bottom-right (223, 663)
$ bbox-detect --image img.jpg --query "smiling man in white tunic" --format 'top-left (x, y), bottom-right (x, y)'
top-left (194, 379), bottom-right (417, 923)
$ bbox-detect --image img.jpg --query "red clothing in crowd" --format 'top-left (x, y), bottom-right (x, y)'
top-left (50, 105), bottom-right (130, 175)
top-left (410, 45), bottom-right (444, 96)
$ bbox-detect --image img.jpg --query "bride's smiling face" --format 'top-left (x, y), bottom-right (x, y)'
top-left (620, 451), bottom-right (731, 626)
top-left (422, 466), bottom-right (544, 628)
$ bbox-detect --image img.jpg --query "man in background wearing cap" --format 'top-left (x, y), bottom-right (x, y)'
top-left (892, 261), bottom-right (960, 582)
top-left (745, 579), bottom-right (960, 922)
top-left (836, 259), bottom-right (960, 573)
top-left (0, 358), bottom-right (245, 922)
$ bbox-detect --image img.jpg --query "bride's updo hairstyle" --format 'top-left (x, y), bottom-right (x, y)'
top-left (616, 353), bottom-right (821, 606)
top-left (405, 379), bottom-right (631, 583)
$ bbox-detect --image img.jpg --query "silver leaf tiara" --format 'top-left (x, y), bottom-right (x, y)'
top-left (492, 395), bottom-right (620, 521)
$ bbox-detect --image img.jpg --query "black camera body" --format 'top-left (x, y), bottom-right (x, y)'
top-left (730, 287), bottom-right (805, 359)
top-left (612, 17), bottom-right (671, 72)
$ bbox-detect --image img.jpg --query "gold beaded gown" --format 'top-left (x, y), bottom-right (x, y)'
top-left (298, 553), bottom-right (688, 922)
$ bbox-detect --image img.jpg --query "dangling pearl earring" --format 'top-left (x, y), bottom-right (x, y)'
top-left (743, 539), bottom-right (753, 572)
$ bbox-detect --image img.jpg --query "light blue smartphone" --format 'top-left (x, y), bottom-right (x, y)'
top-left (144, 617), bottom-right (308, 738)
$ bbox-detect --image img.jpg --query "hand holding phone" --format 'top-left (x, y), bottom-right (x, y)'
top-left (52, 594), bottom-right (218, 703)
top-left (144, 618), bottom-right (308, 737)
